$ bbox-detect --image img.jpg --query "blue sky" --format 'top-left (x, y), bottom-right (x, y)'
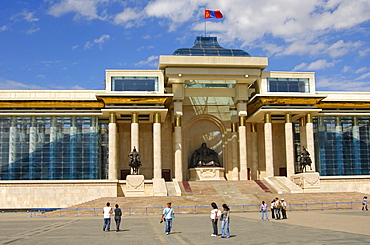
top-left (0, 0), bottom-right (370, 91)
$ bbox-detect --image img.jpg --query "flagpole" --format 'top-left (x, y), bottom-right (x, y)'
top-left (204, 9), bottom-right (207, 36)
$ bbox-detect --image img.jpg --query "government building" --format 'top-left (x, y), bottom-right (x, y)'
top-left (1, 36), bottom-right (370, 208)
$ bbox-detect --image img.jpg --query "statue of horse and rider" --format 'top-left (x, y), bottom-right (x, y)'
top-left (129, 147), bottom-right (141, 175)
top-left (300, 146), bottom-right (312, 172)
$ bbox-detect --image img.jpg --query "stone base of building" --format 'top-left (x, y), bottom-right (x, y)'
top-left (291, 171), bottom-right (321, 192)
top-left (125, 175), bottom-right (146, 197)
top-left (189, 167), bottom-right (225, 181)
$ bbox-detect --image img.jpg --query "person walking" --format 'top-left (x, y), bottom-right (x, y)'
top-left (220, 204), bottom-right (230, 238)
top-left (114, 204), bottom-right (122, 231)
top-left (270, 200), bottom-right (276, 219)
top-left (102, 202), bottom-right (113, 231)
top-left (274, 197), bottom-right (281, 219)
top-left (210, 202), bottom-right (220, 237)
top-left (260, 201), bottom-right (269, 221)
top-left (160, 202), bottom-right (175, 235)
top-left (362, 196), bottom-right (368, 211)
top-left (281, 199), bottom-right (287, 219)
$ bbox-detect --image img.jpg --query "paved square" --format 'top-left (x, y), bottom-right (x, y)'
top-left (0, 210), bottom-right (369, 244)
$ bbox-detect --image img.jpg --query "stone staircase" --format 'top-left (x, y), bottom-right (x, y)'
top-left (46, 180), bottom-right (367, 217)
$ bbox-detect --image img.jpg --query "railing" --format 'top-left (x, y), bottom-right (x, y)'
top-left (27, 201), bottom-right (362, 218)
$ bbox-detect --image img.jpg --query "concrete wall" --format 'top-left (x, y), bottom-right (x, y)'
top-left (320, 177), bottom-right (370, 194)
top-left (0, 180), bottom-right (118, 209)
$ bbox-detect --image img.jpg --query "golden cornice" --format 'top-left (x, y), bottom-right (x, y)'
top-left (96, 96), bottom-right (170, 104)
top-left (0, 101), bottom-right (104, 108)
top-left (247, 96), bottom-right (324, 115)
top-left (316, 102), bottom-right (370, 108)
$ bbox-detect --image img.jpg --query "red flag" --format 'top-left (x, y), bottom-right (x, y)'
top-left (205, 10), bottom-right (223, 19)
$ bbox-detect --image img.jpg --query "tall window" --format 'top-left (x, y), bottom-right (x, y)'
top-left (111, 77), bottom-right (158, 92)
top-left (267, 78), bottom-right (310, 93)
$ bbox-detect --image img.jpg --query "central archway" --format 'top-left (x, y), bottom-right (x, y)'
top-left (183, 114), bottom-right (227, 180)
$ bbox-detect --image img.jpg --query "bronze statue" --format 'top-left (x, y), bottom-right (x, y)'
top-left (300, 146), bottom-right (312, 172)
top-left (189, 143), bottom-right (221, 168)
top-left (128, 147), bottom-right (141, 174)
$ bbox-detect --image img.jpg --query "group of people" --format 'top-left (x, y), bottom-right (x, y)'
top-left (210, 202), bottom-right (230, 238)
top-left (260, 197), bottom-right (288, 221)
top-left (102, 202), bottom-right (122, 232)
top-left (158, 201), bottom-right (231, 238)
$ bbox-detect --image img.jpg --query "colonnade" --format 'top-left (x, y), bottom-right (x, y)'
top-left (107, 111), bottom-right (316, 181)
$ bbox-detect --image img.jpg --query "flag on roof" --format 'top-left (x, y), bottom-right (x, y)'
top-left (205, 10), bottom-right (223, 19)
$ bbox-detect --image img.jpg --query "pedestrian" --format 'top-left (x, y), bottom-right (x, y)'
top-left (210, 202), bottom-right (220, 237)
top-left (220, 204), bottom-right (230, 238)
top-left (274, 197), bottom-right (281, 219)
top-left (270, 200), bottom-right (276, 219)
top-left (160, 202), bottom-right (174, 235)
top-left (102, 202), bottom-right (113, 231)
top-left (114, 204), bottom-right (122, 231)
top-left (260, 201), bottom-right (269, 221)
top-left (281, 199), bottom-right (287, 219)
top-left (362, 196), bottom-right (368, 211)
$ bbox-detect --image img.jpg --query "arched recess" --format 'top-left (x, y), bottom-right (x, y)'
top-left (183, 114), bottom-right (227, 180)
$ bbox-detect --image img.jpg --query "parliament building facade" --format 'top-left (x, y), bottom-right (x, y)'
top-left (1, 36), bottom-right (370, 208)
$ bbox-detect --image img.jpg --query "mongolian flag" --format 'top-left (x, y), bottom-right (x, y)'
top-left (205, 9), bottom-right (223, 19)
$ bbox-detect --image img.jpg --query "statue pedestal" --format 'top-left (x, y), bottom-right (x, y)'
top-left (291, 171), bottom-right (320, 192)
top-left (125, 175), bottom-right (145, 197)
top-left (189, 167), bottom-right (225, 181)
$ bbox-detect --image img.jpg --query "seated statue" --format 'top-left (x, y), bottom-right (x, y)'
top-left (129, 147), bottom-right (142, 175)
top-left (189, 143), bottom-right (221, 168)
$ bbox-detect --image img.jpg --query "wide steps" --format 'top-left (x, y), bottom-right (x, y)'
top-left (46, 180), bottom-right (366, 216)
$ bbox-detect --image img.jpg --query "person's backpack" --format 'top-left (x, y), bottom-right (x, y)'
top-left (276, 201), bottom-right (282, 209)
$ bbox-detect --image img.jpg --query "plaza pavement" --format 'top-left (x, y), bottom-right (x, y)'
top-left (0, 209), bottom-right (369, 245)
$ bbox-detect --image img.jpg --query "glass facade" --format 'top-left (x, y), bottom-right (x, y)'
top-left (268, 78), bottom-right (310, 93)
top-left (184, 80), bottom-right (236, 88)
top-left (111, 77), bottom-right (158, 92)
top-left (314, 116), bottom-right (370, 176)
top-left (0, 116), bottom-right (108, 180)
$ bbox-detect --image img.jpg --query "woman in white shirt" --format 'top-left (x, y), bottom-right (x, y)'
top-left (210, 202), bottom-right (220, 237)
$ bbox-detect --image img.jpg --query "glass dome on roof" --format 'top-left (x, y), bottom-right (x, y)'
top-left (173, 36), bottom-right (250, 57)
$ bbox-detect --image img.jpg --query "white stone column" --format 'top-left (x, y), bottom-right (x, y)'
top-left (250, 123), bottom-right (259, 180)
top-left (174, 115), bottom-right (183, 181)
top-left (9, 117), bottom-right (17, 179)
top-left (108, 113), bottom-right (118, 180)
top-left (131, 113), bottom-right (139, 151)
top-left (239, 116), bottom-right (248, 180)
top-left (230, 122), bottom-right (239, 180)
top-left (285, 114), bottom-right (295, 178)
top-left (153, 113), bottom-right (162, 180)
top-left (305, 114), bottom-right (316, 172)
top-left (264, 114), bottom-right (274, 177)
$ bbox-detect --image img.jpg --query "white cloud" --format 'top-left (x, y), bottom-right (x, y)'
top-left (316, 77), bottom-right (370, 91)
top-left (135, 55), bottom-right (159, 67)
top-left (293, 59), bottom-right (337, 71)
top-left (84, 34), bottom-right (110, 49)
top-left (327, 40), bottom-right (363, 58)
top-left (11, 9), bottom-right (39, 22)
top-left (355, 67), bottom-right (368, 74)
top-left (0, 25), bottom-right (9, 31)
top-left (341, 65), bottom-right (351, 73)
top-left (114, 8), bottom-right (143, 28)
top-left (355, 72), bottom-right (370, 81)
top-left (0, 79), bottom-right (46, 90)
top-left (47, 0), bottom-right (109, 20)
top-left (359, 48), bottom-right (370, 57)
top-left (26, 27), bottom-right (40, 34)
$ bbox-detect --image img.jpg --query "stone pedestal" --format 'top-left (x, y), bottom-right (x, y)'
top-left (189, 167), bottom-right (225, 181)
top-left (291, 171), bottom-right (320, 192)
top-left (125, 175), bottom-right (145, 197)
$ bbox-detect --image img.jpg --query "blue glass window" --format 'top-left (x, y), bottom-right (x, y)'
top-left (111, 77), bottom-right (158, 92)
top-left (0, 116), bottom-right (108, 180)
top-left (267, 78), bottom-right (310, 93)
top-left (313, 116), bottom-right (370, 176)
